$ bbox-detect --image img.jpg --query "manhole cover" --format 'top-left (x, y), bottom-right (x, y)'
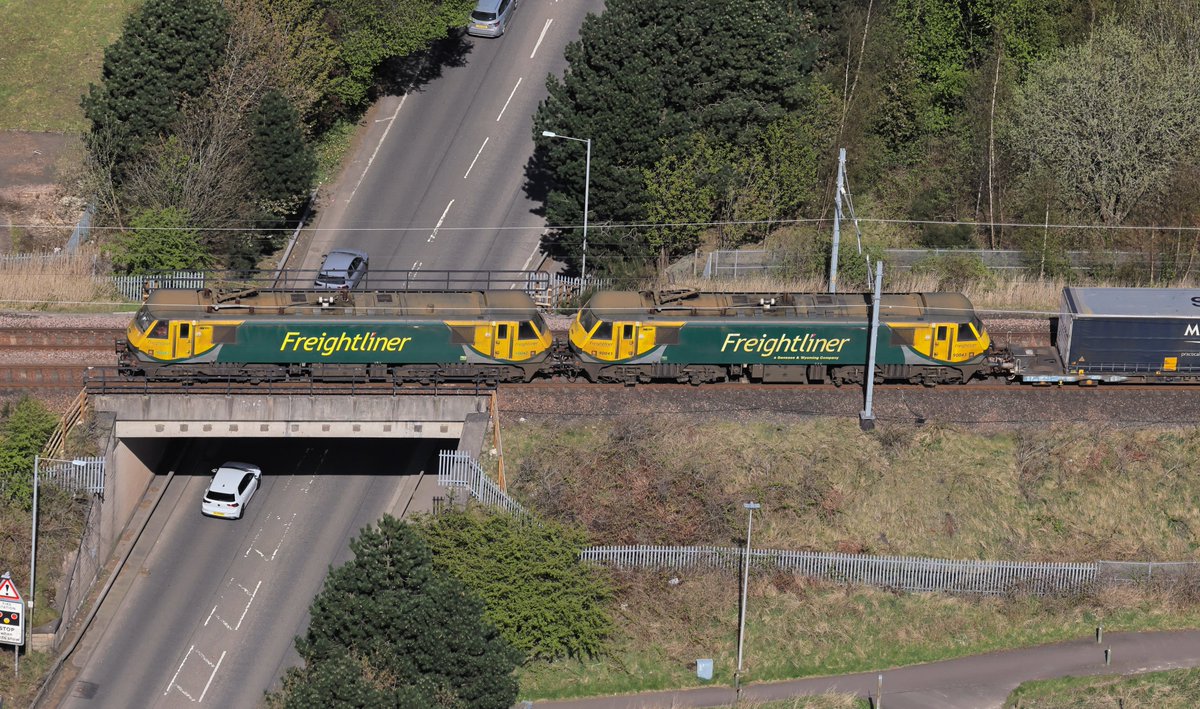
top-left (72, 681), bottom-right (98, 699)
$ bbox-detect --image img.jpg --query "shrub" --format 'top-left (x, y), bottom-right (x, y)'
top-left (0, 398), bottom-right (58, 508)
top-left (420, 509), bottom-right (613, 661)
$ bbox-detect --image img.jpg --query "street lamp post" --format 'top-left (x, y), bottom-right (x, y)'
top-left (541, 131), bottom-right (591, 281)
top-left (735, 501), bottom-right (761, 701)
top-left (30, 456), bottom-right (87, 645)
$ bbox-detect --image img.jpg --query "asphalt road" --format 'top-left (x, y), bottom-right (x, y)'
top-left (56, 437), bottom-right (443, 708)
top-left (303, 0), bottom-right (604, 285)
top-left (525, 630), bottom-right (1200, 709)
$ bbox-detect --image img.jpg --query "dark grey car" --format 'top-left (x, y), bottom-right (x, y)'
top-left (315, 248), bottom-right (369, 289)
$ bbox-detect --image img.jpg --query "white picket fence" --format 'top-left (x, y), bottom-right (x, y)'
top-left (579, 545), bottom-right (1099, 596)
top-left (437, 450), bottom-right (525, 517)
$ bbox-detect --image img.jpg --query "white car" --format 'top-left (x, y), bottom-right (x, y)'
top-left (201, 462), bottom-right (262, 519)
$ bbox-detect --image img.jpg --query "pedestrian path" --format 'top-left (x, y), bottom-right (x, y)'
top-left (520, 630), bottom-right (1200, 709)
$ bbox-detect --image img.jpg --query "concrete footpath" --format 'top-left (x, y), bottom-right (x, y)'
top-left (522, 629), bottom-right (1200, 709)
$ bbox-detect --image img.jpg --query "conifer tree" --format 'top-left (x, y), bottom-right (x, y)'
top-left (247, 90), bottom-right (317, 216)
top-left (279, 516), bottom-right (521, 708)
top-left (82, 0), bottom-right (229, 170)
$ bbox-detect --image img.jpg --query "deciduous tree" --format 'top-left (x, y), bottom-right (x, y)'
top-left (1007, 23), bottom-right (1200, 227)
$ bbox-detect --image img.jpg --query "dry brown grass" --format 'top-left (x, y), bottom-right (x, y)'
top-left (507, 418), bottom-right (1200, 563)
top-left (0, 245), bottom-right (124, 309)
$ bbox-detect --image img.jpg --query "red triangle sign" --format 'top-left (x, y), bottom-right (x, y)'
top-left (0, 578), bottom-right (21, 601)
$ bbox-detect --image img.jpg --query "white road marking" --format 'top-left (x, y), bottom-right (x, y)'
top-left (198, 650), bottom-right (226, 703)
top-left (166, 645), bottom-right (197, 697)
top-left (244, 513), bottom-right (297, 561)
top-left (496, 77), bottom-right (523, 121)
top-left (464, 137), bottom-right (490, 178)
top-left (205, 578), bottom-right (262, 631)
top-left (427, 200), bottom-right (454, 243)
top-left (348, 96), bottom-right (408, 204)
top-left (411, 260), bottom-right (424, 272)
top-left (531, 19), bottom-right (553, 59)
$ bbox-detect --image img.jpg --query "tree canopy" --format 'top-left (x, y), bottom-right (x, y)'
top-left (277, 516), bottom-right (521, 708)
top-left (533, 0), bottom-right (818, 274)
top-left (82, 0), bottom-right (230, 169)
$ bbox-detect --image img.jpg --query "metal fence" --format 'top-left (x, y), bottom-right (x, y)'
top-left (40, 456), bottom-right (105, 495)
top-left (579, 545), bottom-right (1100, 596)
top-left (111, 271), bottom-right (206, 300)
top-left (437, 450), bottom-right (525, 517)
top-left (701, 248), bottom-right (1170, 278)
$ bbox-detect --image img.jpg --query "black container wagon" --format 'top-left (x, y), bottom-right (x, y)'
top-left (1013, 287), bottom-right (1200, 384)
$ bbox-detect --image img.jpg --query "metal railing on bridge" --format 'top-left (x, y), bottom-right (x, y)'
top-left (436, 450), bottom-right (525, 517)
top-left (38, 456), bottom-right (105, 495)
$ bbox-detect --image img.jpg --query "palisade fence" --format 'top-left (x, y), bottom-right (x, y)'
top-left (111, 271), bottom-right (207, 300)
top-left (437, 450), bottom-right (526, 517)
top-left (40, 456), bottom-right (106, 495)
top-left (436, 452), bottom-right (1198, 597)
top-left (702, 249), bottom-right (1173, 279)
top-left (579, 545), bottom-right (1101, 596)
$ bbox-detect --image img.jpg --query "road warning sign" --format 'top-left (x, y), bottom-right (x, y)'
top-left (0, 574), bottom-right (24, 646)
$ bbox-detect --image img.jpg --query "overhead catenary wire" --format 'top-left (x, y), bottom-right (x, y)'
top-left (9, 215), bottom-right (1200, 236)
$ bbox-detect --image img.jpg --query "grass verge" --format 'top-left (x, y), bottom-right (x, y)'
top-left (0, 0), bottom-right (138, 132)
top-left (1004, 667), bottom-right (1200, 708)
top-left (504, 417), bottom-right (1200, 700)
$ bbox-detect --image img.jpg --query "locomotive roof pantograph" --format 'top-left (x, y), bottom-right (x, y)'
top-left (138, 288), bottom-right (543, 322)
top-left (583, 290), bottom-right (978, 324)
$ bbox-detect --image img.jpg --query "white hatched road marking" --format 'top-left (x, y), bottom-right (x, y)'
top-left (244, 512), bottom-right (296, 561)
top-left (165, 646), bottom-right (226, 702)
top-left (205, 579), bottom-right (262, 631)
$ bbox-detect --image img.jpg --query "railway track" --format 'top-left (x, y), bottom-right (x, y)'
top-left (0, 327), bottom-right (125, 350)
top-left (0, 364), bottom-right (90, 389)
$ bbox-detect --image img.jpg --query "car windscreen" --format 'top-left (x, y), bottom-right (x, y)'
top-left (472, 10), bottom-right (497, 21)
top-left (205, 491), bottom-right (236, 502)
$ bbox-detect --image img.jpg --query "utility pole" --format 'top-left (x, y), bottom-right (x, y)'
top-left (829, 148), bottom-right (846, 293)
top-left (734, 501), bottom-right (761, 702)
top-left (860, 260), bottom-right (884, 431)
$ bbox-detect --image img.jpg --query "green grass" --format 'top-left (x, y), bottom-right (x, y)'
top-left (1004, 668), bottom-right (1200, 708)
top-left (503, 417), bottom-right (1200, 700)
top-left (314, 118), bottom-right (359, 185)
top-left (0, 0), bottom-right (138, 132)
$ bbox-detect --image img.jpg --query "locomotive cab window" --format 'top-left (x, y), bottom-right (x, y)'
top-left (579, 309), bottom-right (599, 333)
top-left (178, 323), bottom-right (191, 339)
top-left (518, 320), bottom-right (539, 340)
top-left (134, 307), bottom-right (153, 333)
top-left (621, 324), bottom-right (635, 340)
top-left (593, 321), bottom-right (613, 341)
top-left (956, 323), bottom-right (977, 342)
top-left (149, 321), bottom-right (169, 339)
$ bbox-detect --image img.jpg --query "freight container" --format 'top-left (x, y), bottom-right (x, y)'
top-left (1058, 287), bottom-right (1200, 380)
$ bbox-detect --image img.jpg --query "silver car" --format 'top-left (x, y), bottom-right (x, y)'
top-left (315, 248), bottom-right (369, 289)
top-left (201, 462), bottom-right (261, 519)
top-left (467, 0), bottom-right (517, 38)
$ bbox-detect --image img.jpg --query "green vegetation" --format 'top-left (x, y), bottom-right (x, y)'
top-left (274, 515), bottom-right (521, 708)
top-left (501, 416), bottom-right (1200, 699)
top-left (420, 509), bottom-right (614, 661)
top-left (1005, 668), bottom-right (1200, 708)
top-left (0, 397), bottom-right (58, 508)
top-left (534, 0), bottom-right (1200, 283)
top-left (0, 0), bottom-right (139, 131)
